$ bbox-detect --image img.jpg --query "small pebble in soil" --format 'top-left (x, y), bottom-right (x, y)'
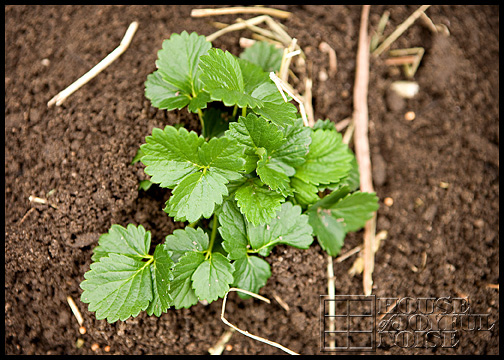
top-left (104, 345), bottom-right (111, 352)
top-left (79, 326), bottom-right (86, 335)
top-left (384, 197), bottom-right (394, 207)
top-left (91, 343), bottom-right (100, 352)
top-left (404, 111), bottom-right (416, 121)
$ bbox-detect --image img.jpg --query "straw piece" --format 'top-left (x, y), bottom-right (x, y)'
top-left (47, 21), bottom-right (138, 107)
top-left (221, 288), bottom-right (299, 355)
top-left (191, 6), bottom-right (291, 19)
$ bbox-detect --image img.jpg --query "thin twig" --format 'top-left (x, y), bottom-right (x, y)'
top-left (29, 195), bottom-right (58, 209)
top-left (272, 291), bottom-right (290, 312)
top-left (206, 15), bottom-right (268, 42)
top-left (370, 10), bottom-right (390, 52)
top-left (372, 5), bottom-right (431, 57)
top-left (319, 41), bottom-right (337, 76)
top-left (335, 245), bottom-right (362, 263)
top-left (326, 255), bottom-right (336, 348)
top-left (47, 21), bottom-right (138, 107)
top-left (221, 288), bottom-right (299, 355)
top-left (334, 117), bottom-right (351, 132)
top-left (269, 72), bottom-right (308, 127)
top-left (208, 328), bottom-right (236, 355)
top-left (304, 77), bottom-right (315, 127)
top-left (236, 18), bottom-right (278, 41)
top-left (353, 5), bottom-right (375, 296)
top-left (264, 16), bottom-right (293, 46)
top-left (18, 207), bottom-right (36, 226)
top-left (191, 6), bottom-right (291, 19)
top-left (279, 38), bottom-right (298, 82)
top-left (67, 295), bottom-right (84, 326)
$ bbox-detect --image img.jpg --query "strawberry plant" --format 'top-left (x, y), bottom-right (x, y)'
top-left (80, 31), bottom-right (379, 323)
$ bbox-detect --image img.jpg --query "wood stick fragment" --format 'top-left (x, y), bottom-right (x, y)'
top-left (191, 6), bottom-right (291, 19)
top-left (372, 5), bottom-right (431, 57)
top-left (272, 292), bottom-right (290, 312)
top-left (47, 21), bottom-right (138, 107)
top-left (326, 255), bottom-right (336, 348)
top-left (269, 72), bottom-right (308, 127)
top-left (370, 10), bottom-right (390, 52)
top-left (335, 118), bottom-right (351, 132)
top-left (221, 288), bottom-right (299, 355)
top-left (353, 5), bottom-right (375, 296)
top-left (67, 295), bottom-right (84, 326)
top-left (385, 55), bottom-right (417, 65)
top-left (279, 38), bottom-right (298, 82)
top-left (18, 207), bottom-right (36, 226)
top-left (236, 18), bottom-right (278, 41)
top-left (304, 77), bottom-right (315, 127)
top-left (486, 284), bottom-right (499, 290)
top-left (208, 328), bottom-right (236, 355)
top-left (335, 245), bottom-right (362, 263)
top-left (206, 15), bottom-right (268, 42)
top-left (319, 41), bottom-right (337, 76)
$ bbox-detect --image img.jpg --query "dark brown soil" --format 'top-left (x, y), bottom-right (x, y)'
top-left (5, 5), bottom-right (499, 355)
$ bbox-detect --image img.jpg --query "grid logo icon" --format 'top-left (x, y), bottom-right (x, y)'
top-left (320, 295), bottom-right (376, 352)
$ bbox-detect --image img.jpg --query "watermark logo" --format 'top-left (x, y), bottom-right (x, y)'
top-left (320, 296), bottom-right (496, 352)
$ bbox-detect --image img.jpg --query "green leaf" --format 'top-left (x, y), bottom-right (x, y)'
top-left (308, 209), bottom-right (346, 256)
top-left (164, 227), bottom-right (209, 262)
top-left (318, 151), bottom-right (361, 192)
top-left (80, 253), bottom-right (153, 323)
top-left (192, 253), bottom-right (234, 302)
top-left (138, 179), bottom-right (153, 192)
top-left (232, 256), bottom-right (271, 299)
top-left (290, 177), bottom-right (320, 205)
top-left (217, 200), bottom-right (313, 295)
top-left (146, 244), bottom-right (175, 316)
top-left (200, 49), bottom-right (263, 109)
top-left (167, 169), bottom-right (229, 222)
top-left (313, 119), bottom-right (337, 131)
top-left (199, 49), bottom-right (297, 126)
top-left (202, 108), bottom-right (230, 139)
top-left (251, 100), bottom-right (298, 127)
top-left (247, 202), bottom-right (314, 256)
top-left (218, 200), bottom-right (249, 260)
top-left (239, 41), bottom-right (283, 72)
top-left (308, 189), bottom-right (379, 256)
top-left (226, 113), bottom-right (285, 174)
top-left (141, 126), bottom-right (204, 188)
top-left (256, 149), bottom-right (292, 196)
top-left (141, 126), bottom-right (246, 223)
top-left (294, 129), bottom-right (354, 188)
top-left (145, 70), bottom-right (192, 111)
top-left (149, 31), bottom-right (212, 112)
top-left (273, 117), bottom-right (312, 173)
top-left (234, 178), bottom-right (284, 226)
top-left (91, 224), bottom-right (151, 262)
top-left (326, 192), bottom-right (379, 232)
top-left (170, 251), bottom-right (205, 309)
top-left (131, 148), bottom-right (145, 165)
top-left (256, 118), bottom-right (312, 196)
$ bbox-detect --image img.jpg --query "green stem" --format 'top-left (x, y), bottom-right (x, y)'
top-left (188, 220), bottom-right (199, 228)
top-left (205, 214), bottom-right (219, 260)
top-left (242, 106), bottom-right (247, 118)
top-left (197, 108), bottom-right (205, 136)
top-left (142, 254), bottom-right (154, 266)
top-left (232, 104), bottom-right (238, 118)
